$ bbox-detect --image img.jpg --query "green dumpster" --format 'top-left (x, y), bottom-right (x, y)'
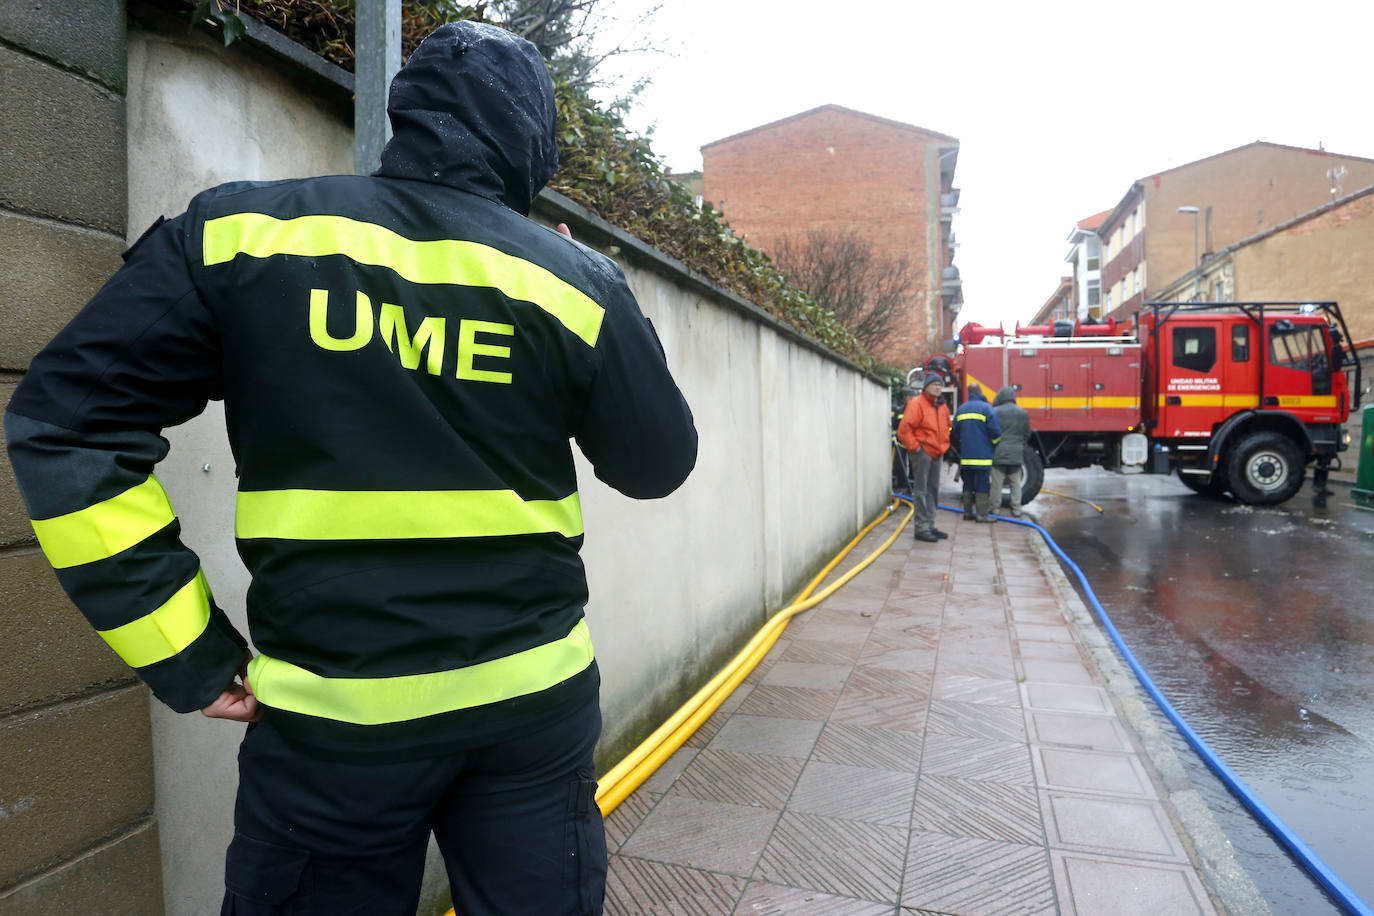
top-left (1355, 403), bottom-right (1374, 509)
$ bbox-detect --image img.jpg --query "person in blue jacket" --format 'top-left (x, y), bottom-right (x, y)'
top-left (954, 383), bottom-right (1002, 522)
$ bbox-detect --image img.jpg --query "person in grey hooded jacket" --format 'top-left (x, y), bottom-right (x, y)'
top-left (990, 387), bottom-right (1032, 517)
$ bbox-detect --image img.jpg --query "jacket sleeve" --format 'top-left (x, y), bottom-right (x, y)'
top-left (4, 214), bottom-right (248, 713)
top-left (573, 265), bottom-right (697, 499)
top-left (896, 398), bottom-right (921, 451)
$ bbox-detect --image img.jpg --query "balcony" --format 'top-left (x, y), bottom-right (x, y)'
top-left (941, 264), bottom-right (961, 291)
top-left (941, 189), bottom-right (960, 209)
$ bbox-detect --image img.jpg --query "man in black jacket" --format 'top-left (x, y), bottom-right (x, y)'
top-left (5, 22), bottom-right (696, 916)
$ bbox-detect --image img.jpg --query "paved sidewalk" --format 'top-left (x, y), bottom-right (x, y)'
top-left (602, 504), bottom-right (1221, 915)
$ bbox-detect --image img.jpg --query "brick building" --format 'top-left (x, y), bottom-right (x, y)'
top-left (700, 104), bottom-right (959, 368)
top-left (1097, 142), bottom-right (1374, 320)
top-left (1154, 183), bottom-right (1374, 346)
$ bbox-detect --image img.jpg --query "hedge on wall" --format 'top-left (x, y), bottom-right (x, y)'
top-left (193, 0), bottom-right (871, 365)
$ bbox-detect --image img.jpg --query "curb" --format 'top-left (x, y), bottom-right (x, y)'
top-left (1024, 526), bottom-right (1271, 916)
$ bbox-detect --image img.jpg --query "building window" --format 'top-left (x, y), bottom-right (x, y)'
top-left (1133, 270), bottom-right (1141, 295)
top-left (1087, 279), bottom-right (1101, 306)
top-left (1212, 279), bottom-right (1225, 301)
top-left (1173, 327), bottom-right (1217, 374)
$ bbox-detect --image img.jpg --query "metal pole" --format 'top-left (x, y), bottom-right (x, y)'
top-left (1192, 213), bottom-right (1199, 301)
top-left (354, 0), bottom-right (401, 175)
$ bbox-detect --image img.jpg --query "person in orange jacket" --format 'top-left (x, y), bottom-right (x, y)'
top-left (897, 373), bottom-right (951, 542)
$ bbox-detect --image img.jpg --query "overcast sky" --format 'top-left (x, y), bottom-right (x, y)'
top-left (592, 0), bottom-right (1374, 335)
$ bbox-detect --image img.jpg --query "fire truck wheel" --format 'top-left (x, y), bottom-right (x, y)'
top-left (1227, 432), bottom-right (1306, 505)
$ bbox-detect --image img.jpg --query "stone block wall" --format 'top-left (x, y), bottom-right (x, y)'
top-left (0, 2), bottom-right (166, 912)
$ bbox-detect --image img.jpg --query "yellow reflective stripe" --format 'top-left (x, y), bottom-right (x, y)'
top-left (961, 458), bottom-right (993, 466)
top-left (97, 571), bottom-right (212, 668)
top-left (954, 413), bottom-right (987, 422)
top-left (235, 489), bottom-right (583, 540)
top-left (31, 477), bottom-right (176, 569)
top-left (1155, 394), bottom-right (1334, 408)
top-left (247, 619), bottom-right (595, 725)
top-left (203, 213), bottom-right (604, 346)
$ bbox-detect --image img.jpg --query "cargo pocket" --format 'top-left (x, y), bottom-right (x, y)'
top-left (565, 777), bottom-right (607, 916)
top-left (224, 833), bottom-right (310, 911)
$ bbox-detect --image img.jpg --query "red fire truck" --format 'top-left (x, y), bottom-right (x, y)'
top-left (915, 301), bottom-right (1361, 506)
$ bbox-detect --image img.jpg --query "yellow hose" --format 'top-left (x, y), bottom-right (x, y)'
top-left (1040, 487), bottom-right (1105, 513)
top-left (442, 499), bottom-right (913, 916)
top-left (592, 501), bottom-right (898, 802)
top-left (595, 498), bottom-right (913, 815)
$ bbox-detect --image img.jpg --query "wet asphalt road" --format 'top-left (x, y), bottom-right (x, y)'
top-left (1024, 467), bottom-right (1374, 916)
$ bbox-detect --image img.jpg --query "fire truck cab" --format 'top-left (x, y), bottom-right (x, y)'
top-left (1139, 301), bottom-right (1355, 503)
top-left (918, 301), bottom-right (1359, 507)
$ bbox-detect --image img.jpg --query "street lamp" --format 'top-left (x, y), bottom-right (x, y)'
top-left (1177, 206), bottom-right (1200, 301)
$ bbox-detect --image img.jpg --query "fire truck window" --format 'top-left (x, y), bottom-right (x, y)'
top-left (1172, 327), bottom-right (1216, 373)
top-left (1231, 325), bottom-right (1250, 362)
top-left (1269, 326), bottom-right (1319, 371)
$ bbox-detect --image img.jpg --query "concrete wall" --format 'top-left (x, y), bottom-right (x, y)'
top-left (93, 10), bottom-right (886, 916)
top-left (0, 1), bottom-right (168, 912)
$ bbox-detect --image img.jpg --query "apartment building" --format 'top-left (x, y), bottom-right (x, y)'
top-left (1065, 209), bottom-right (1110, 319)
top-left (1154, 183), bottom-right (1374, 345)
top-left (1097, 142), bottom-right (1374, 319)
top-left (1026, 276), bottom-right (1075, 327)
top-left (700, 105), bottom-right (959, 368)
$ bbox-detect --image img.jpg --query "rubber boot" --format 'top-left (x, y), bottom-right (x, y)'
top-left (961, 491), bottom-right (975, 520)
top-left (975, 493), bottom-right (997, 523)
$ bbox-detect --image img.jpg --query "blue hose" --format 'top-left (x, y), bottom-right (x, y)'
top-left (908, 497), bottom-right (1370, 916)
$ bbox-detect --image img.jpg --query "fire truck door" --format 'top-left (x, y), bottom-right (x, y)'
top-left (1049, 353), bottom-right (1090, 414)
top-left (1159, 321), bottom-right (1225, 437)
top-left (1009, 349), bottom-right (1048, 416)
top-left (1090, 351), bottom-right (1141, 428)
top-left (1266, 321), bottom-right (1338, 422)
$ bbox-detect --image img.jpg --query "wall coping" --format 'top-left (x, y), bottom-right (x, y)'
top-left (173, 4), bottom-right (882, 384)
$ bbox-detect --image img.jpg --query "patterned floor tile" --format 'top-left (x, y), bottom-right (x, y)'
top-left (668, 748), bottom-right (805, 809)
top-left (763, 661), bottom-right (855, 691)
top-left (903, 831), bottom-right (1055, 915)
top-left (605, 855), bottom-right (747, 915)
top-left (640, 746), bottom-right (700, 794)
top-left (787, 760), bottom-right (918, 826)
top-left (925, 700), bottom-right (1027, 742)
top-left (756, 811), bottom-right (907, 904)
top-left (709, 714), bottom-right (824, 758)
top-left (780, 637), bottom-right (865, 665)
top-left (832, 675), bottom-right (930, 732)
top-left (604, 789), bottom-right (657, 853)
top-left (910, 776), bottom-right (1042, 845)
top-left (1050, 850), bottom-right (1216, 915)
top-left (931, 674), bottom-right (1022, 707)
top-left (619, 794), bottom-right (781, 876)
top-left (734, 882), bottom-right (893, 915)
top-left (919, 732), bottom-right (1033, 785)
top-left (812, 721), bottom-right (922, 772)
top-left (738, 685), bottom-right (842, 720)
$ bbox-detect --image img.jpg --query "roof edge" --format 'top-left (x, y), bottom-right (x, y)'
top-left (701, 103), bottom-right (958, 151)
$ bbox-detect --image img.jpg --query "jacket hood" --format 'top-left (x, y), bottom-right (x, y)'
top-left (994, 386), bottom-right (1017, 406)
top-left (376, 22), bottom-right (557, 215)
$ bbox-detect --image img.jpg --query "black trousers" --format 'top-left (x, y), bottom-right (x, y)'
top-left (220, 696), bottom-right (606, 916)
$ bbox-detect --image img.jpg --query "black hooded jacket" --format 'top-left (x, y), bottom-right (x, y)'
top-left (5, 22), bottom-right (697, 760)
